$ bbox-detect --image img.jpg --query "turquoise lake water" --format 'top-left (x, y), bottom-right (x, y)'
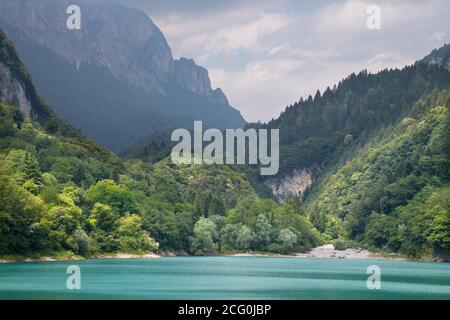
top-left (0, 257), bottom-right (449, 299)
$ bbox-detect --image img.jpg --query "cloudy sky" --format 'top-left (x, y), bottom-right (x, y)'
top-left (112, 0), bottom-right (449, 122)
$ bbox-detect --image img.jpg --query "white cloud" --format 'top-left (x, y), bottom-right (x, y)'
top-left (143, 0), bottom-right (450, 122)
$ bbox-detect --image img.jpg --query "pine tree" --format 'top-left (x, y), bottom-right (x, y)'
top-left (23, 151), bottom-right (43, 189)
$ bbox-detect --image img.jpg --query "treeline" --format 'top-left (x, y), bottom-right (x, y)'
top-left (260, 63), bottom-right (450, 175)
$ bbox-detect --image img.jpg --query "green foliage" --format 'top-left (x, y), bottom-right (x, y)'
top-left (278, 228), bottom-right (298, 252)
top-left (254, 214), bottom-right (272, 245)
top-left (190, 217), bottom-right (219, 255)
top-left (0, 101), bottom-right (157, 257)
top-left (86, 180), bottom-right (137, 214)
top-left (116, 214), bottom-right (159, 253)
top-left (236, 225), bottom-right (254, 250)
top-left (0, 164), bottom-right (47, 254)
top-left (306, 89), bottom-right (450, 258)
top-left (2, 25), bottom-right (448, 260)
top-left (255, 64), bottom-right (450, 176)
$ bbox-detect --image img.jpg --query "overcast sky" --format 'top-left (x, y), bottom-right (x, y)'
top-left (111, 0), bottom-right (450, 122)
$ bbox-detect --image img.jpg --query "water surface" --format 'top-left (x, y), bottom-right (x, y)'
top-left (0, 257), bottom-right (449, 299)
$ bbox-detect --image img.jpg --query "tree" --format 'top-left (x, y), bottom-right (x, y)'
top-left (73, 227), bottom-right (94, 256)
top-left (24, 151), bottom-right (43, 185)
top-left (220, 223), bottom-right (241, 250)
top-left (254, 214), bottom-right (272, 247)
top-left (0, 168), bottom-right (48, 254)
top-left (236, 225), bottom-right (254, 251)
top-left (190, 217), bottom-right (218, 255)
top-left (5, 149), bottom-right (44, 193)
top-left (90, 203), bottom-right (118, 232)
top-left (46, 198), bottom-right (83, 250)
top-left (278, 228), bottom-right (297, 252)
top-left (86, 179), bottom-right (137, 214)
top-left (117, 214), bottom-right (159, 253)
top-left (425, 186), bottom-right (450, 253)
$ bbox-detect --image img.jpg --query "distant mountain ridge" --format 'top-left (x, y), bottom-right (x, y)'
top-left (251, 46), bottom-right (450, 197)
top-left (0, 0), bottom-right (245, 151)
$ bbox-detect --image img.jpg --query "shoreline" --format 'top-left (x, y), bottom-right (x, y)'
top-left (227, 245), bottom-right (409, 261)
top-left (0, 245), bottom-right (442, 264)
top-left (0, 252), bottom-right (161, 264)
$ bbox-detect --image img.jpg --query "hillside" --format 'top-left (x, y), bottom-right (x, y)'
top-left (421, 43), bottom-right (450, 69)
top-left (306, 89), bottom-right (449, 259)
top-left (0, 29), bottom-right (319, 258)
top-left (0, 102), bottom-right (319, 256)
top-left (237, 44), bottom-right (450, 260)
top-left (122, 44), bottom-right (450, 260)
top-left (1, 17), bottom-right (449, 260)
top-left (0, 0), bottom-right (245, 152)
top-left (0, 29), bottom-right (75, 136)
top-left (253, 54), bottom-right (450, 202)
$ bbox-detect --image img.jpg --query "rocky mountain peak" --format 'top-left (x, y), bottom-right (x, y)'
top-left (0, 0), bottom-right (230, 104)
top-left (173, 58), bottom-right (229, 105)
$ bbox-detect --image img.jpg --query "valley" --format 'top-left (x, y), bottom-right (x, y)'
top-left (0, 2), bottom-right (449, 265)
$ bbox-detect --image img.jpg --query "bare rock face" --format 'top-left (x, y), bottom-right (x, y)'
top-left (173, 58), bottom-right (229, 105)
top-left (0, 61), bottom-right (32, 116)
top-left (265, 169), bottom-right (313, 203)
top-left (0, 0), bottom-right (229, 105)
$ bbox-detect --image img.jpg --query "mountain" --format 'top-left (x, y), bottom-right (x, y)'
top-left (421, 43), bottom-right (450, 69)
top-left (0, 0), bottom-right (245, 152)
top-left (0, 29), bottom-right (76, 135)
top-left (308, 89), bottom-right (450, 258)
top-left (121, 45), bottom-right (450, 259)
top-left (0, 29), bottom-right (318, 258)
top-left (243, 46), bottom-right (450, 259)
top-left (257, 61), bottom-right (450, 201)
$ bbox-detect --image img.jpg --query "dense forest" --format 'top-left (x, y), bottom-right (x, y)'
top-left (243, 45), bottom-right (450, 260)
top-left (1, 28), bottom-right (449, 260)
top-left (0, 101), bottom-right (320, 257)
top-left (0, 28), bottom-right (320, 257)
top-left (306, 89), bottom-right (450, 259)
top-left (261, 62), bottom-right (450, 176)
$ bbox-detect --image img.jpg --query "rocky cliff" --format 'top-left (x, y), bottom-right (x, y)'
top-left (0, 61), bottom-right (32, 117)
top-left (265, 169), bottom-right (313, 203)
top-left (0, 0), bottom-right (231, 105)
top-left (0, 0), bottom-right (245, 151)
top-left (0, 28), bottom-right (55, 123)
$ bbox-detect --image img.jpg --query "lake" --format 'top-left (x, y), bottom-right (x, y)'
top-left (0, 257), bottom-right (449, 299)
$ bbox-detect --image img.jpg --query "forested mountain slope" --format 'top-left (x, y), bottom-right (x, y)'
top-left (252, 46), bottom-right (450, 202)
top-left (0, 29), bottom-right (73, 135)
top-left (306, 89), bottom-right (450, 259)
top-left (241, 44), bottom-right (450, 260)
top-left (0, 29), bottom-right (318, 258)
top-left (421, 43), bottom-right (450, 69)
top-left (123, 44), bottom-right (450, 259)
